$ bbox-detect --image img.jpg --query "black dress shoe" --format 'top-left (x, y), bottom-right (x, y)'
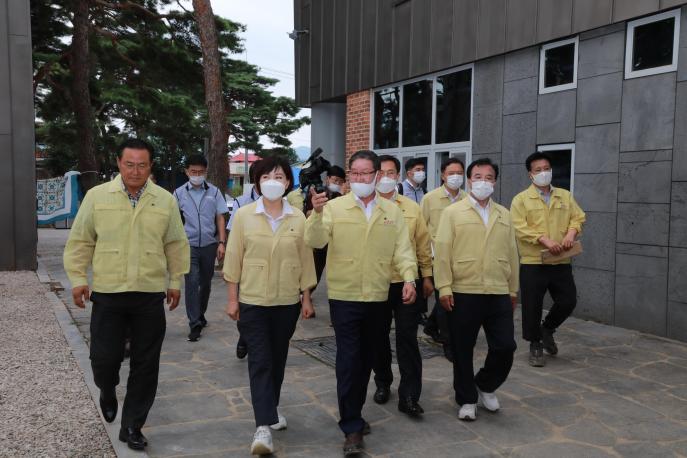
top-left (423, 325), bottom-right (444, 344)
top-left (373, 386), bottom-right (390, 404)
top-left (398, 397), bottom-right (423, 418)
top-left (188, 325), bottom-right (202, 342)
top-left (541, 325), bottom-right (558, 355)
top-left (119, 426), bottom-right (148, 451)
top-left (343, 431), bottom-right (363, 456)
top-left (99, 389), bottom-right (117, 423)
top-left (236, 342), bottom-right (248, 359)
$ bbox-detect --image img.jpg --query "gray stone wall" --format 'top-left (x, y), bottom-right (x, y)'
top-left (473, 6), bottom-right (687, 341)
top-left (0, 0), bottom-right (36, 270)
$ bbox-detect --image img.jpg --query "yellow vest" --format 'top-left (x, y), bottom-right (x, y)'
top-left (434, 198), bottom-right (519, 297)
top-left (305, 192), bottom-right (417, 302)
top-left (223, 202), bottom-right (317, 306)
top-left (63, 175), bottom-right (190, 292)
top-left (391, 194), bottom-right (433, 283)
top-left (420, 185), bottom-right (468, 240)
top-left (510, 185), bottom-right (586, 264)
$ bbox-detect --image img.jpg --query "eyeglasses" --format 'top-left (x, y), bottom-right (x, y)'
top-left (349, 171), bottom-right (376, 180)
top-left (123, 162), bottom-right (151, 171)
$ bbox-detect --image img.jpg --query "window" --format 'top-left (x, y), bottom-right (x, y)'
top-left (537, 144), bottom-right (575, 193)
top-left (370, 64), bottom-right (473, 191)
top-left (625, 9), bottom-right (681, 79)
top-left (539, 37), bottom-right (578, 94)
top-left (373, 87), bottom-right (400, 149)
top-left (402, 80), bottom-right (433, 147)
top-left (436, 69), bottom-right (472, 144)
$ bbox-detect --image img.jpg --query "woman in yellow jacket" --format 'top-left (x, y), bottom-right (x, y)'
top-left (223, 156), bottom-right (317, 456)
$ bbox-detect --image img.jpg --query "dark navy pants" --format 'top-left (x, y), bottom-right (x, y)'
top-left (184, 243), bottom-right (217, 329)
top-left (330, 299), bottom-right (385, 435)
top-left (373, 281), bottom-right (423, 401)
top-left (237, 302), bottom-right (300, 427)
top-left (448, 293), bottom-right (516, 406)
top-left (90, 292), bottom-right (166, 429)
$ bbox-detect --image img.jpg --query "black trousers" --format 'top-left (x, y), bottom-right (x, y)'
top-left (90, 292), bottom-right (166, 429)
top-left (330, 299), bottom-right (385, 435)
top-left (520, 264), bottom-right (577, 342)
top-left (424, 284), bottom-right (451, 342)
top-left (447, 293), bottom-right (516, 406)
top-left (373, 281), bottom-right (423, 401)
top-left (237, 303), bottom-right (300, 427)
top-left (184, 243), bottom-right (217, 329)
top-left (312, 246), bottom-right (328, 292)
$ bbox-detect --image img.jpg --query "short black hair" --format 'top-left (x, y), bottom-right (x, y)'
top-left (252, 156), bottom-right (294, 197)
top-left (467, 158), bottom-right (499, 180)
top-left (185, 154), bottom-right (208, 168)
top-left (441, 157), bottom-right (465, 173)
top-left (327, 165), bottom-right (346, 179)
top-left (378, 154), bottom-right (401, 173)
top-left (405, 157), bottom-right (425, 172)
top-left (525, 152), bottom-right (552, 171)
top-left (349, 150), bottom-right (380, 171)
top-left (118, 138), bottom-right (154, 162)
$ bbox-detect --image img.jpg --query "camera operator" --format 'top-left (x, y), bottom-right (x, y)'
top-left (308, 166), bottom-right (346, 292)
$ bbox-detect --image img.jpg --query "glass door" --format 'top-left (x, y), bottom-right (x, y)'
top-left (433, 147), bottom-right (470, 191)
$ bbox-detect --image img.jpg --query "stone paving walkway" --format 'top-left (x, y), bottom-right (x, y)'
top-left (39, 228), bottom-right (687, 457)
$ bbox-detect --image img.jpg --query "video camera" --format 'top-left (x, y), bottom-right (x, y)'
top-left (299, 147), bottom-right (331, 195)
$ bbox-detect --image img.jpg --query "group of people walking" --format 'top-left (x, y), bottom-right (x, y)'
top-left (63, 138), bottom-right (585, 456)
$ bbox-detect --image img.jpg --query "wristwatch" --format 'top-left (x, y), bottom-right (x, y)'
top-left (404, 280), bottom-right (416, 287)
top-left (218, 240), bottom-right (226, 246)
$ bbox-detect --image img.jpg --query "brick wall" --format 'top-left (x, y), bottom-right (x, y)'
top-left (345, 90), bottom-right (371, 168)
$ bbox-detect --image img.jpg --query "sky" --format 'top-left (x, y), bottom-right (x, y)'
top-left (182, 1), bottom-right (311, 150)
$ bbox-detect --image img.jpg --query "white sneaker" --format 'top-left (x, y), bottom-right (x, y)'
top-left (250, 426), bottom-right (274, 455)
top-left (477, 388), bottom-right (500, 412)
top-left (270, 410), bottom-right (287, 431)
top-left (458, 403), bottom-right (477, 421)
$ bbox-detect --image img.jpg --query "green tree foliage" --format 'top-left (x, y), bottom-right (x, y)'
top-left (32, 0), bottom-right (309, 189)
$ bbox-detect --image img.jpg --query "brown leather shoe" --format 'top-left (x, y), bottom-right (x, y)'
top-left (343, 431), bottom-right (364, 456)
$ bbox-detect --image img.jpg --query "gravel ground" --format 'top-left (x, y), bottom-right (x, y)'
top-left (0, 271), bottom-right (114, 457)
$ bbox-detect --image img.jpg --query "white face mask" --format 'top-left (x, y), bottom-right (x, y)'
top-left (189, 175), bottom-right (205, 187)
top-left (327, 183), bottom-right (342, 194)
top-left (445, 174), bottom-right (464, 190)
top-left (470, 180), bottom-right (494, 201)
top-left (350, 176), bottom-right (377, 198)
top-left (412, 170), bottom-right (426, 184)
top-left (260, 179), bottom-right (286, 201)
top-left (376, 176), bottom-right (397, 194)
top-left (532, 170), bottom-right (553, 187)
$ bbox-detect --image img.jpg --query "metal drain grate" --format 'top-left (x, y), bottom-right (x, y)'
top-left (292, 333), bottom-right (445, 368)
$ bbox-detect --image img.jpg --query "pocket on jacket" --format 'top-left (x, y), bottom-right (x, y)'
top-left (240, 260), bottom-right (268, 298)
top-left (93, 248), bottom-right (123, 278)
top-left (279, 261), bottom-right (302, 294)
top-left (140, 249), bottom-right (166, 278)
top-left (497, 258), bottom-right (511, 278)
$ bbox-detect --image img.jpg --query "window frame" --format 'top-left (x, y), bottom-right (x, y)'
top-left (625, 8), bottom-right (681, 80)
top-left (369, 62), bottom-right (474, 152)
top-left (539, 36), bottom-right (579, 95)
top-left (537, 143), bottom-right (576, 194)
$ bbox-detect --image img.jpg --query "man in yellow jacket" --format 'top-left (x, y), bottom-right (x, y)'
top-left (63, 139), bottom-right (190, 451)
top-left (510, 152), bottom-right (586, 367)
top-left (371, 155), bottom-right (433, 418)
top-left (306, 150), bottom-right (417, 456)
top-left (420, 157), bottom-right (468, 360)
top-left (434, 158), bottom-right (519, 422)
